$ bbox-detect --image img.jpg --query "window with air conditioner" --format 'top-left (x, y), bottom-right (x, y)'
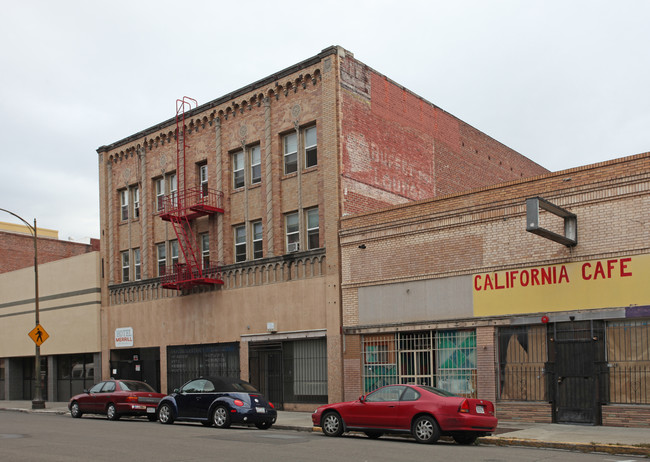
top-left (286, 212), bottom-right (299, 252)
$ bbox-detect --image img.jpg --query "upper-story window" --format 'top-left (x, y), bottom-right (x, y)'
top-left (306, 208), bottom-right (319, 249)
top-left (199, 164), bottom-right (208, 196)
top-left (235, 225), bottom-right (246, 262)
top-left (132, 186), bottom-right (140, 218)
top-left (133, 248), bottom-right (141, 281)
top-left (170, 240), bottom-right (179, 267)
top-left (120, 190), bottom-right (129, 221)
top-left (250, 145), bottom-right (261, 185)
top-left (201, 233), bottom-right (210, 269)
top-left (305, 126), bottom-right (317, 168)
top-left (252, 221), bottom-right (263, 259)
top-left (283, 132), bottom-right (298, 175)
top-left (233, 151), bottom-right (245, 189)
top-left (286, 212), bottom-right (300, 252)
top-left (155, 178), bottom-right (165, 212)
top-left (121, 251), bottom-right (129, 282)
top-left (157, 243), bottom-right (166, 276)
top-left (169, 173), bottom-right (178, 207)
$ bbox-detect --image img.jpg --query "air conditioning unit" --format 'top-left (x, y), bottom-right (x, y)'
top-left (287, 242), bottom-right (300, 253)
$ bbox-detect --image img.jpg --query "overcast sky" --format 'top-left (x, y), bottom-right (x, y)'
top-left (1, 0), bottom-right (648, 241)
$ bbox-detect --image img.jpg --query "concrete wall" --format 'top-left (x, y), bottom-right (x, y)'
top-left (0, 251), bottom-right (101, 357)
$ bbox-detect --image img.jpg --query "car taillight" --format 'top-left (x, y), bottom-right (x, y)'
top-left (268, 402), bottom-right (275, 409)
top-left (126, 395), bottom-right (138, 403)
top-left (233, 399), bottom-right (244, 407)
top-left (458, 399), bottom-right (470, 413)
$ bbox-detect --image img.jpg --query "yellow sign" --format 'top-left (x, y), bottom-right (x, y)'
top-left (28, 324), bottom-right (49, 346)
top-left (473, 254), bottom-right (650, 317)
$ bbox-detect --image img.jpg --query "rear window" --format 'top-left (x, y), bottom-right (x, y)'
top-left (120, 381), bottom-right (156, 392)
top-left (418, 385), bottom-right (458, 397)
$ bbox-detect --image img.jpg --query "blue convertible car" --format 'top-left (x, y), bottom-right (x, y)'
top-left (156, 377), bottom-right (277, 429)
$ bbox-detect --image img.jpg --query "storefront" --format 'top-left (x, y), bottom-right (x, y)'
top-left (340, 152), bottom-right (650, 427)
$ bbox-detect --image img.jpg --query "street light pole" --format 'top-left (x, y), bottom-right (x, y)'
top-left (0, 208), bottom-right (45, 409)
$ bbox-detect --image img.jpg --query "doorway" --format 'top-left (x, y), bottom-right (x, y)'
top-left (110, 347), bottom-right (161, 392)
top-left (249, 344), bottom-right (284, 409)
top-left (548, 321), bottom-right (606, 425)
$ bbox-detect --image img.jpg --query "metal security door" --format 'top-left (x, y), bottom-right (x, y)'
top-left (555, 340), bottom-right (598, 424)
top-left (550, 321), bottom-right (605, 425)
top-left (249, 344), bottom-right (284, 410)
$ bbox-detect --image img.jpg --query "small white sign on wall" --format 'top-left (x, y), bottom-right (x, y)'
top-left (115, 327), bottom-right (134, 347)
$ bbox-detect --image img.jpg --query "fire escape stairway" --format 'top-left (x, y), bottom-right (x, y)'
top-left (158, 97), bottom-right (224, 290)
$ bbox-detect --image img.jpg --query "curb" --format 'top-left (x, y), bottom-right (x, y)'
top-left (480, 436), bottom-right (650, 457)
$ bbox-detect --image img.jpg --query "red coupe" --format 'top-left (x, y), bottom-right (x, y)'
top-left (312, 384), bottom-right (497, 444)
top-left (69, 379), bottom-right (166, 421)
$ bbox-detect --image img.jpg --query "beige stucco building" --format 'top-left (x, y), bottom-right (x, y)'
top-left (0, 244), bottom-right (100, 401)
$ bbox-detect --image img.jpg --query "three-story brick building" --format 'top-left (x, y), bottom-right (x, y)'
top-left (97, 46), bottom-right (547, 409)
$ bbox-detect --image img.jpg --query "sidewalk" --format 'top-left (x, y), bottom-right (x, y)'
top-left (1, 401), bottom-right (648, 456)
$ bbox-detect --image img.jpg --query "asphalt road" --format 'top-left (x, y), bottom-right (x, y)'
top-left (0, 411), bottom-right (646, 462)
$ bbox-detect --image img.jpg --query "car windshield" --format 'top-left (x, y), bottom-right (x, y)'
top-left (120, 381), bottom-right (156, 392)
top-left (418, 385), bottom-right (459, 397)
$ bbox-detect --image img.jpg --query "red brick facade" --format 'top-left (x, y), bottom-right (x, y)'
top-left (0, 231), bottom-right (99, 274)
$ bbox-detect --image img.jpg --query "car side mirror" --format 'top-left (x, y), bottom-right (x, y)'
top-left (358, 395), bottom-right (365, 403)
top-left (173, 388), bottom-right (180, 394)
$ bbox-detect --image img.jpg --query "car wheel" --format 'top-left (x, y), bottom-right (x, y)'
top-left (453, 432), bottom-right (478, 445)
top-left (147, 414), bottom-right (158, 422)
top-left (255, 421), bottom-right (272, 430)
top-left (412, 415), bottom-right (440, 444)
top-left (70, 402), bottom-right (82, 419)
top-left (107, 403), bottom-right (120, 421)
top-left (212, 406), bottom-right (231, 429)
top-left (321, 412), bottom-right (344, 437)
top-left (364, 431), bottom-right (383, 439)
top-left (158, 402), bottom-right (175, 425)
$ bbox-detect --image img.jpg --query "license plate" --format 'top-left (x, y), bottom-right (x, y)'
top-left (147, 407), bottom-right (156, 414)
top-left (256, 407), bottom-right (266, 413)
top-left (476, 405), bottom-right (485, 414)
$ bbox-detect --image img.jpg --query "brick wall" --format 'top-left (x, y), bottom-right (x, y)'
top-left (602, 404), bottom-right (650, 428)
top-left (0, 231), bottom-right (98, 274)
top-left (339, 54), bottom-right (548, 216)
top-left (497, 401), bottom-right (553, 423)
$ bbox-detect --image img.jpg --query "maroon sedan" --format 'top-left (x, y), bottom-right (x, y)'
top-left (312, 384), bottom-right (497, 444)
top-left (69, 379), bottom-right (165, 421)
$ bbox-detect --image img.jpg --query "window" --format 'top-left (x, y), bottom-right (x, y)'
top-left (133, 248), bottom-right (141, 281)
top-left (170, 240), bottom-right (179, 267)
top-left (199, 164), bottom-right (208, 196)
top-left (155, 178), bottom-right (165, 212)
top-left (283, 132), bottom-right (298, 174)
top-left (286, 212), bottom-right (299, 251)
top-left (157, 243), bottom-right (166, 276)
top-left (170, 173), bottom-right (178, 207)
top-left (252, 221), bottom-right (263, 259)
top-left (233, 151), bottom-right (244, 189)
top-left (250, 145), bottom-right (261, 184)
top-left (235, 225), bottom-right (246, 262)
top-left (120, 190), bottom-right (129, 221)
top-left (121, 251), bottom-right (129, 282)
top-left (132, 186), bottom-right (140, 218)
top-left (305, 126), bottom-right (317, 168)
top-left (306, 208), bottom-right (319, 249)
top-left (201, 233), bottom-right (210, 269)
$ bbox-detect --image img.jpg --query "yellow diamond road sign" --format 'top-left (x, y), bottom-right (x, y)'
top-left (28, 324), bottom-right (49, 346)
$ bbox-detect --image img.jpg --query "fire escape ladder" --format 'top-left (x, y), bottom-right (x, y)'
top-left (159, 97), bottom-right (224, 291)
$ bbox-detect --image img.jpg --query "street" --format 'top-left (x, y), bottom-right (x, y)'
top-left (0, 411), bottom-right (646, 462)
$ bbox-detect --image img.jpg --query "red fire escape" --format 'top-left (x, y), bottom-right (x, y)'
top-left (159, 97), bottom-right (224, 290)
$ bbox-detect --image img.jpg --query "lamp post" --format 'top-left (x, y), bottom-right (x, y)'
top-left (0, 208), bottom-right (45, 409)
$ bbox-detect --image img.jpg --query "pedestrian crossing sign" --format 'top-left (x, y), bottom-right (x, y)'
top-left (28, 324), bottom-right (49, 346)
